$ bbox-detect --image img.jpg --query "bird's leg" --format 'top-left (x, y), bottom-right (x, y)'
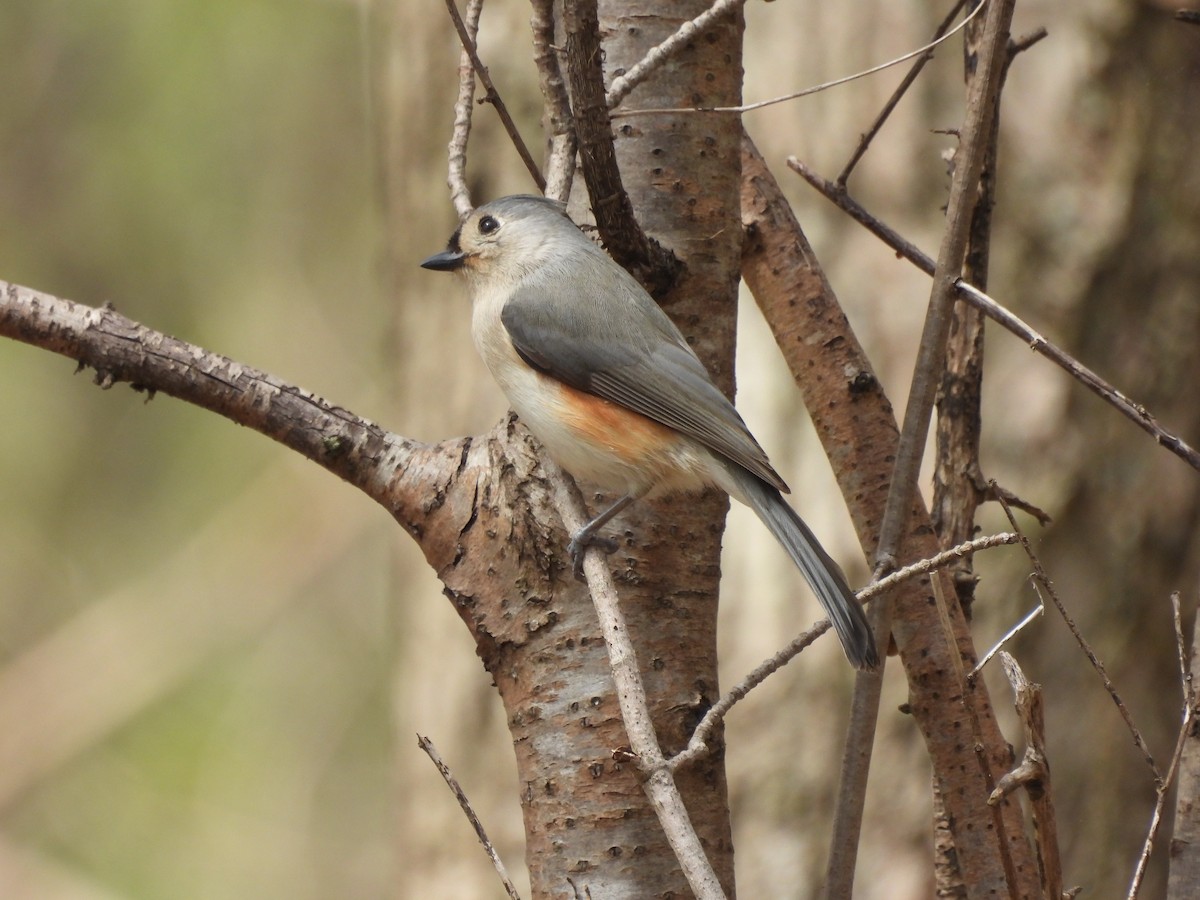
top-left (568, 494), bottom-right (636, 581)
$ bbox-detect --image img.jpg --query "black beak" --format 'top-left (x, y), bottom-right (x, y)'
top-left (420, 249), bottom-right (466, 272)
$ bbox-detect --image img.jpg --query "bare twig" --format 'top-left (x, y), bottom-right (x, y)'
top-left (1128, 593), bottom-right (1196, 899)
top-left (860, 532), bottom-right (1019, 604)
top-left (969, 602), bottom-right (1044, 678)
top-left (983, 479), bottom-right (1052, 526)
top-left (1008, 27), bottom-right (1049, 57)
top-left (996, 492), bottom-right (1161, 781)
top-left (988, 653), bottom-right (1065, 900)
top-left (605, 0), bottom-right (747, 109)
top-left (789, 158), bottom-right (1200, 475)
top-left (875, 0), bottom-right (1014, 588)
top-left (543, 458), bottom-right (726, 900)
top-left (611, 0), bottom-right (988, 118)
top-left (530, 0), bottom-right (576, 202)
top-left (446, 0), bottom-right (485, 217)
top-left (445, 0), bottom-right (546, 200)
top-left (958, 282), bottom-right (1200, 473)
top-left (790, 155), bottom-right (931, 260)
top-left (742, 128), bottom-right (1036, 896)
top-left (671, 533), bottom-right (1019, 769)
top-left (1173, 591), bottom-right (1191, 698)
top-left (837, 0), bottom-right (968, 186)
top-left (843, 1), bottom-right (1019, 894)
top-left (417, 734), bottom-right (524, 900)
top-left (1167, 594), bottom-right (1200, 895)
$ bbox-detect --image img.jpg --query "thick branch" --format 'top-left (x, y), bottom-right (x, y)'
top-left (740, 133), bottom-right (1039, 898)
top-left (0, 281), bottom-right (437, 530)
top-left (562, 0), bottom-right (679, 295)
top-left (0, 277), bottom-right (729, 897)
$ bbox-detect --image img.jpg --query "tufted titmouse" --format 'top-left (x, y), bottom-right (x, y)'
top-left (421, 195), bottom-right (878, 669)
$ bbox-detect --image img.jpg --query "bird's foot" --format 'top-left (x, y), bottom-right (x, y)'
top-left (568, 528), bottom-right (619, 582)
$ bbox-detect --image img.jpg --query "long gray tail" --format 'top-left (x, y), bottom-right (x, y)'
top-left (722, 464), bottom-right (879, 670)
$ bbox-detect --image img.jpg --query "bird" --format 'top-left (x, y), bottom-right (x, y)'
top-left (421, 195), bottom-right (879, 670)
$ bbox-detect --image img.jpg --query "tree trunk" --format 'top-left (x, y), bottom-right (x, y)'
top-left (408, 3), bottom-right (748, 895)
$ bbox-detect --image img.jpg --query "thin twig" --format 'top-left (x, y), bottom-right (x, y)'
top-left (874, 0), bottom-right (1013, 588)
top-left (445, 0), bottom-right (546, 197)
top-left (957, 282), bottom-right (1200, 473)
top-left (969, 602), bottom-right (1044, 678)
top-left (671, 533), bottom-right (1018, 769)
top-left (605, 0), bottom-right (747, 109)
top-left (857, 532), bottom-right (1019, 603)
top-left (417, 734), bottom-right (524, 900)
top-left (543, 457), bottom-right (726, 900)
top-left (1166, 592), bottom-right (1200, 894)
top-left (446, 0), bottom-right (485, 217)
top-left (1127, 593), bottom-right (1195, 899)
top-left (530, 0), bottom-right (576, 202)
top-left (611, 0), bottom-right (988, 118)
top-left (837, 0), bottom-right (968, 186)
top-left (834, 2), bottom-right (1019, 895)
top-left (1008, 27), bottom-right (1049, 57)
top-left (1173, 591), bottom-right (1191, 699)
top-left (995, 492), bottom-right (1162, 781)
top-left (789, 158), bottom-right (1200, 475)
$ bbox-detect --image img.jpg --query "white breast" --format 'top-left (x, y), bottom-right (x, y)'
top-left (468, 281), bottom-right (715, 497)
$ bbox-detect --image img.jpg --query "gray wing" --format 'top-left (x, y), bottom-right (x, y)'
top-left (501, 269), bottom-right (789, 493)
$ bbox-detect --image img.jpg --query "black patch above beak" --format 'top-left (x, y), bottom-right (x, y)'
top-left (420, 248), bottom-right (466, 272)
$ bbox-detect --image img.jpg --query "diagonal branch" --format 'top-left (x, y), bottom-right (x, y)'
top-left (445, 0), bottom-right (545, 205)
top-left (562, 0), bottom-right (679, 295)
top-left (837, 0), bottom-right (968, 186)
top-left (605, 0), bottom-right (747, 110)
top-left (0, 280), bottom-right (437, 528)
top-left (867, 7), bottom-right (1018, 892)
top-left (875, 0), bottom-right (1015, 577)
top-left (740, 131), bottom-right (1039, 898)
top-left (789, 157), bottom-right (1200, 474)
top-left (417, 735), bottom-right (523, 900)
top-left (996, 493), bottom-right (1161, 781)
top-left (672, 532), bottom-right (1019, 770)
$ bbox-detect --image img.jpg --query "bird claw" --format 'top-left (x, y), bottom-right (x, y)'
top-left (568, 530), bottom-right (619, 582)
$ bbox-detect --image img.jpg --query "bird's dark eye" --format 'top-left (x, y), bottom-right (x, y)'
top-left (478, 215), bottom-right (500, 235)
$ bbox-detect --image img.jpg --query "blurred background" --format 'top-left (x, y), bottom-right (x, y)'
top-left (0, 0), bottom-right (1196, 897)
